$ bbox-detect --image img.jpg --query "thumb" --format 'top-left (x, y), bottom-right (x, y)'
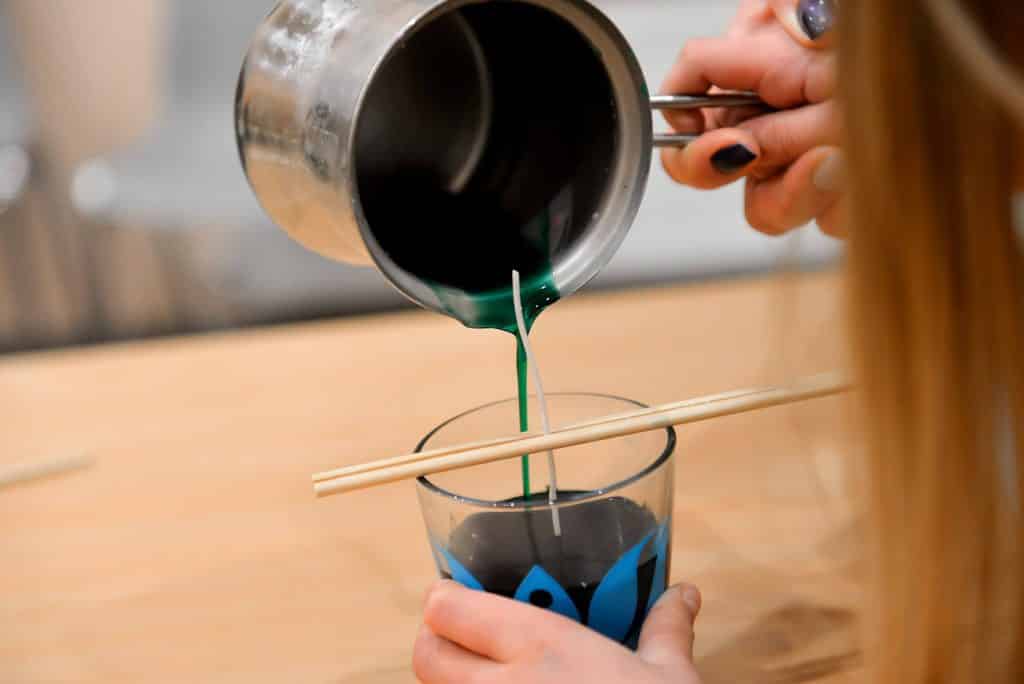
top-left (637, 584), bottom-right (702, 669)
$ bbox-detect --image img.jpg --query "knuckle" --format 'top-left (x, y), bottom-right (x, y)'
top-left (761, 53), bottom-right (813, 108)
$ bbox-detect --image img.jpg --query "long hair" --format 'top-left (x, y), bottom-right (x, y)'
top-left (840, 1), bottom-right (1024, 681)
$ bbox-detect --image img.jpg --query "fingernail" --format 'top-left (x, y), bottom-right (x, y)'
top-left (711, 144), bottom-right (757, 174)
top-left (681, 584), bottom-right (701, 614)
top-left (813, 151), bottom-right (844, 192)
top-left (798, 0), bottom-right (837, 40)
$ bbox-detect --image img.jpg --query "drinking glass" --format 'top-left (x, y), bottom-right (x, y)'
top-left (416, 393), bottom-right (675, 647)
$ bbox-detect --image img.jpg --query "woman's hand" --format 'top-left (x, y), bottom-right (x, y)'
top-left (660, 0), bottom-right (844, 236)
top-left (413, 581), bottom-right (704, 684)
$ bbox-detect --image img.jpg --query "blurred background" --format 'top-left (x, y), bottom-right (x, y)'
top-left (0, 0), bottom-right (840, 354)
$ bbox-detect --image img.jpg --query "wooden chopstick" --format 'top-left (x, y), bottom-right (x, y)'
top-left (0, 455), bottom-right (94, 491)
top-left (312, 385), bottom-right (759, 483)
top-left (313, 372), bottom-right (850, 499)
top-left (766, 651), bottom-right (863, 683)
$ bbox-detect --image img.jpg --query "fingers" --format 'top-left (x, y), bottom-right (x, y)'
top-left (703, 103), bottom-right (774, 135)
top-left (662, 99), bottom-right (773, 141)
top-left (423, 580), bottom-right (580, 663)
top-left (663, 101), bottom-right (838, 191)
top-left (738, 100), bottom-right (839, 171)
top-left (769, 0), bottom-right (838, 48)
top-left (661, 128), bottom-right (760, 190)
top-left (658, 0), bottom-right (842, 238)
top-left (413, 625), bottom-right (497, 684)
top-left (660, 108), bottom-right (706, 143)
top-left (744, 146), bottom-right (844, 235)
top-left (637, 584), bottom-right (702, 669)
top-left (660, 32), bottom-right (835, 112)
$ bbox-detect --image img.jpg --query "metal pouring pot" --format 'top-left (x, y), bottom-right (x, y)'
top-left (235, 0), bottom-right (758, 323)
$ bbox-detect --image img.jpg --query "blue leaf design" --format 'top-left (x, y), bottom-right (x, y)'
top-left (435, 545), bottom-right (483, 591)
top-left (645, 521), bottom-right (671, 614)
top-left (587, 533), bottom-right (653, 643)
top-left (513, 566), bottom-right (581, 623)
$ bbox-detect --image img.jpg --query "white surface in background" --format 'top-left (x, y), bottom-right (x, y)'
top-left (0, 0), bottom-right (840, 314)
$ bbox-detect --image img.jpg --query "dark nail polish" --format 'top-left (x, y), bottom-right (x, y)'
top-left (711, 144), bottom-right (757, 174)
top-left (798, 0), bottom-right (837, 40)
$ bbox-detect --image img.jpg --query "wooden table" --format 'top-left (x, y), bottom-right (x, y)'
top-left (0, 272), bottom-right (862, 683)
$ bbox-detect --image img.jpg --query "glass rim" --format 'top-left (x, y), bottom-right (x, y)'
top-left (415, 392), bottom-right (676, 510)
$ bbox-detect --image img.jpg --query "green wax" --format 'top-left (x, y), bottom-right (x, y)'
top-left (515, 333), bottom-right (531, 498)
top-left (362, 172), bottom-right (569, 497)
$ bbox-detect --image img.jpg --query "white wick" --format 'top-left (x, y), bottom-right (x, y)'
top-left (512, 270), bottom-right (561, 537)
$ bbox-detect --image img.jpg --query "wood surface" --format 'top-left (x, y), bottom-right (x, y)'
top-left (0, 271), bottom-right (863, 683)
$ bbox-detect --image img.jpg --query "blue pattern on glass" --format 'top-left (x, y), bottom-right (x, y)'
top-left (587, 532), bottom-right (653, 643)
top-left (513, 566), bottom-right (581, 622)
top-left (436, 545), bottom-right (483, 590)
top-left (433, 518), bottom-right (673, 646)
top-left (646, 521), bottom-right (670, 613)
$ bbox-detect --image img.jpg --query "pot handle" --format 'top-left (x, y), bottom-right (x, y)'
top-left (651, 92), bottom-right (767, 148)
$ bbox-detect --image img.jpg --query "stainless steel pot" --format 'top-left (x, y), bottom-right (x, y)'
top-left (235, 0), bottom-right (758, 323)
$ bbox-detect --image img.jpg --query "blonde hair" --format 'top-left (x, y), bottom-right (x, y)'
top-left (840, 1), bottom-right (1024, 682)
